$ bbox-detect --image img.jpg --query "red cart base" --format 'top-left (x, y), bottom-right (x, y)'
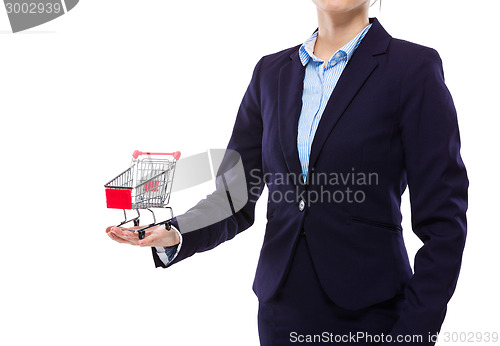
top-left (105, 188), bottom-right (132, 209)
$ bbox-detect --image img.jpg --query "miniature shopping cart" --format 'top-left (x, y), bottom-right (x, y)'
top-left (105, 150), bottom-right (181, 239)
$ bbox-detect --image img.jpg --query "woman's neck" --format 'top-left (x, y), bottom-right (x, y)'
top-left (314, 8), bottom-right (370, 64)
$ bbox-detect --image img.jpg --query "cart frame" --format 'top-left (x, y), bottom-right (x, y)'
top-left (105, 150), bottom-right (181, 238)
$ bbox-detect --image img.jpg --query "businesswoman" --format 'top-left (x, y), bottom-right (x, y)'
top-left (107, 0), bottom-right (468, 345)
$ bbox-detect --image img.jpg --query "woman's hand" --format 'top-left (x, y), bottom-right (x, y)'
top-left (106, 224), bottom-right (180, 247)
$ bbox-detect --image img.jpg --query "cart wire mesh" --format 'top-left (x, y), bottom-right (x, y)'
top-left (105, 157), bottom-right (176, 209)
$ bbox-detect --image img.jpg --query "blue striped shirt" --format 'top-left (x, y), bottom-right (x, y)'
top-left (297, 24), bottom-right (372, 181)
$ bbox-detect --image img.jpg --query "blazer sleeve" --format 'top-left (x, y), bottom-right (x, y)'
top-left (382, 47), bottom-right (468, 344)
top-left (152, 57), bottom-right (266, 268)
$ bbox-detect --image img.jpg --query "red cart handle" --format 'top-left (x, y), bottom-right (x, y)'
top-left (133, 150), bottom-right (181, 160)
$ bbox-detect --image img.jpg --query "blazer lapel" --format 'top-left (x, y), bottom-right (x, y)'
top-left (307, 17), bottom-right (391, 179)
top-left (277, 49), bottom-right (306, 186)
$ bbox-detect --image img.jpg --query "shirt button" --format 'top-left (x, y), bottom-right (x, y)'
top-left (299, 199), bottom-right (306, 212)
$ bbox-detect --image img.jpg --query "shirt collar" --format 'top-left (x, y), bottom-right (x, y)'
top-left (299, 23), bottom-right (372, 67)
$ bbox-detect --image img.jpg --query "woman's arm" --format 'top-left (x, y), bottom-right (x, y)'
top-left (141, 57), bottom-right (267, 268)
top-left (382, 47), bottom-right (468, 345)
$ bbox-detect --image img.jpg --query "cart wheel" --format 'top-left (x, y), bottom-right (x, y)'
top-left (166, 221), bottom-right (171, 231)
top-left (133, 219), bottom-right (140, 227)
top-left (138, 230), bottom-right (145, 240)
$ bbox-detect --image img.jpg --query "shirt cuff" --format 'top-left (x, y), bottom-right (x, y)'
top-left (154, 225), bottom-right (183, 266)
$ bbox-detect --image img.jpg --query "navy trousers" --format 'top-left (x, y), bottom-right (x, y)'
top-left (257, 234), bottom-right (405, 345)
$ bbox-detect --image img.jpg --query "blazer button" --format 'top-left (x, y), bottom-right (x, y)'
top-left (298, 199), bottom-right (306, 212)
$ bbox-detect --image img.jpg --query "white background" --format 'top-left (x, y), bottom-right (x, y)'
top-left (1, 1), bottom-right (499, 345)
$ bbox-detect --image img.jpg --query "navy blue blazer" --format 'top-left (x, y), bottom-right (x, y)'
top-left (153, 17), bottom-right (468, 340)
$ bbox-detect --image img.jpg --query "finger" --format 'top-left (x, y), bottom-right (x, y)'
top-left (107, 226), bottom-right (129, 238)
top-left (107, 228), bottom-right (134, 242)
top-left (109, 226), bottom-right (132, 238)
top-left (108, 232), bottom-right (137, 245)
top-left (120, 229), bottom-right (139, 238)
top-left (122, 225), bottom-right (163, 237)
top-left (120, 227), bottom-right (157, 240)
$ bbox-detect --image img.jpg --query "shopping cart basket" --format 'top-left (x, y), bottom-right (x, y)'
top-left (105, 150), bottom-right (181, 239)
